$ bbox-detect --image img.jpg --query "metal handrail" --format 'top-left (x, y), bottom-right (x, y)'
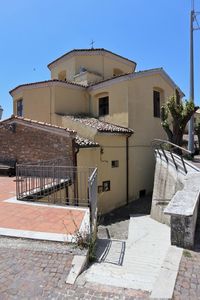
top-left (151, 139), bottom-right (192, 155)
top-left (151, 139), bottom-right (194, 174)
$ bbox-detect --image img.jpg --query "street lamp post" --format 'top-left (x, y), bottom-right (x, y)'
top-left (188, 9), bottom-right (195, 153)
top-left (0, 106), bottom-right (3, 120)
top-left (188, 2), bottom-right (200, 153)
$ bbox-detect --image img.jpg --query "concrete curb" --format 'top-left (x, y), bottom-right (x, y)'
top-left (0, 227), bottom-right (74, 242)
top-left (66, 251), bottom-right (89, 285)
top-left (150, 246), bottom-right (183, 299)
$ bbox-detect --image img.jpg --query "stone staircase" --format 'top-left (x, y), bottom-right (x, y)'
top-left (79, 215), bottom-right (182, 298)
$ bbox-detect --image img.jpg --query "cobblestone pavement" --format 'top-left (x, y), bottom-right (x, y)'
top-left (173, 250), bottom-right (200, 300)
top-left (0, 237), bottom-right (149, 299)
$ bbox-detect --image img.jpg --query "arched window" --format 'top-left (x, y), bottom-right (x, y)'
top-left (58, 70), bottom-right (67, 81)
top-left (113, 68), bottom-right (123, 77)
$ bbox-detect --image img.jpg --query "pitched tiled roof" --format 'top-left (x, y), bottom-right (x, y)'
top-left (87, 68), bottom-right (185, 96)
top-left (75, 135), bottom-right (99, 148)
top-left (1, 115), bottom-right (76, 134)
top-left (88, 68), bottom-right (163, 87)
top-left (65, 116), bottom-right (133, 134)
top-left (88, 72), bottom-right (132, 87)
top-left (9, 79), bottom-right (86, 95)
top-left (1, 115), bottom-right (99, 147)
top-left (47, 48), bottom-right (136, 69)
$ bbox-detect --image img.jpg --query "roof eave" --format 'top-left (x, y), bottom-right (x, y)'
top-left (88, 68), bottom-right (185, 97)
top-left (9, 79), bottom-right (86, 96)
top-left (47, 48), bottom-right (136, 70)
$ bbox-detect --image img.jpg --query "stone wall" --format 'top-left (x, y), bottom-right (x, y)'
top-left (151, 157), bottom-right (184, 225)
top-left (0, 122), bottom-right (74, 165)
top-left (151, 152), bottom-right (200, 249)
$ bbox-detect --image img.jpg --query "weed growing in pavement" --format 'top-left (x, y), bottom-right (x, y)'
top-left (183, 250), bottom-right (192, 258)
top-left (62, 211), bottom-right (97, 262)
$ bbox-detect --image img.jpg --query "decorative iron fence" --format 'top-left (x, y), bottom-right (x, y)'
top-left (151, 139), bottom-right (200, 174)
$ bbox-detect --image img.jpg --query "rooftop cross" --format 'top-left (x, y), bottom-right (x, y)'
top-left (90, 39), bottom-right (95, 49)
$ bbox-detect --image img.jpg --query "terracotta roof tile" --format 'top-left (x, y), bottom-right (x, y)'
top-left (9, 79), bottom-right (86, 95)
top-left (65, 116), bottom-right (133, 134)
top-left (1, 115), bottom-right (99, 147)
top-left (75, 135), bottom-right (99, 148)
top-left (1, 115), bottom-right (76, 134)
top-left (88, 72), bottom-right (132, 87)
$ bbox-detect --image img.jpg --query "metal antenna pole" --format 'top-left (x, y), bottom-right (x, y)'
top-left (188, 8), bottom-right (195, 153)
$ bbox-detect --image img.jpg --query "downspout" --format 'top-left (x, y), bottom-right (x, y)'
top-left (73, 138), bottom-right (79, 205)
top-left (48, 84), bottom-right (52, 124)
top-left (126, 134), bottom-right (131, 205)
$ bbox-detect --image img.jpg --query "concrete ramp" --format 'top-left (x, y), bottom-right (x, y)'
top-left (80, 215), bottom-right (181, 294)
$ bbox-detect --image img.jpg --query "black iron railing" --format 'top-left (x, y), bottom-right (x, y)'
top-left (151, 139), bottom-right (200, 174)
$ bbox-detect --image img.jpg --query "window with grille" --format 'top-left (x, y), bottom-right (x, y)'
top-left (17, 99), bottom-right (23, 117)
top-left (111, 160), bottom-right (119, 168)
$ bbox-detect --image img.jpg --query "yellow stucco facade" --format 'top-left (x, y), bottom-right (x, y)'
top-left (10, 48), bottom-right (184, 214)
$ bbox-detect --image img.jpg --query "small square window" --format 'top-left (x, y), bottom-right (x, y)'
top-left (103, 181), bottom-right (110, 192)
top-left (111, 160), bottom-right (119, 168)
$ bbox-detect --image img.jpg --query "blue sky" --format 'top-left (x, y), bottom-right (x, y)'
top-left (1, 0), bottom-right (200, 119)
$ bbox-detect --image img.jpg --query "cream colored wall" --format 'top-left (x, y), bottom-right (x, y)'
top-left (13, 85), bottom-right (88, 125)
top-left (127, 74), bottom-right (175, 200)
top-left (75, 55), bottom-right (133, 80)
top-left (128, 138), bottom-right (155, 200)
top-left (88, 73), bottom-right (176, 202)
top-left (103, 56), bottom-right (133, 78)
top-left (50, 54), bottom-right (133, 82)
top-left (77, 135), bottom-right (127, 214)
top-left (128, 74), bottom-right (173, 145)
top-left (89, 81), bottom-right (129, 127)
top-left (50, 57), bottom-right (75, 81)
top-left (13, 86), bottom-right (55, 123)
top-left (54, 86), bottom-right (88, 116)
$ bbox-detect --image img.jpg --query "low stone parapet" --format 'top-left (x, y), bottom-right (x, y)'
top-left (151, 148), bottom-right (200, 249)
top-left (164, 189), bottom-right (200, 249)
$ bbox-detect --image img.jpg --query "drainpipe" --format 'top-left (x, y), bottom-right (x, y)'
top-left (126, 134), bottom-right (131, 205)
top-left (48, 84), bottom-right (52, 124)
top-left (73, 139), bottom-right (79, 204)
top-left (73, 139), bottom-right (79, 167)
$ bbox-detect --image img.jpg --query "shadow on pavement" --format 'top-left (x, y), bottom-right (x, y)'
top-left (99, 195), bottom-right (152, 226)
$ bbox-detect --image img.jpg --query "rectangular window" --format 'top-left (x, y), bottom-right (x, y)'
top-left (99, 96), bottom-right (109, 117)
top-left (17, 99), bottom-right (23, 117)
top-left (102, 180), bottom-right (110, 192)
top-left (111, 160), bottom-right (119, 168)
top-left (153, 91), bottom-right (160, 118)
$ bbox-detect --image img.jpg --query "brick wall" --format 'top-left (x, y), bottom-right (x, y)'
top-left (0, 122), bottom-right (74, 165)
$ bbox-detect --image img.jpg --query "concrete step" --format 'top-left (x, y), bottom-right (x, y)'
top-left (82, 215), bottom-right (171, 292)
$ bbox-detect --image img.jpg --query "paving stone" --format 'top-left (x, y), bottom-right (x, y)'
top-left (0, 236), bottom-right (149, 299)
